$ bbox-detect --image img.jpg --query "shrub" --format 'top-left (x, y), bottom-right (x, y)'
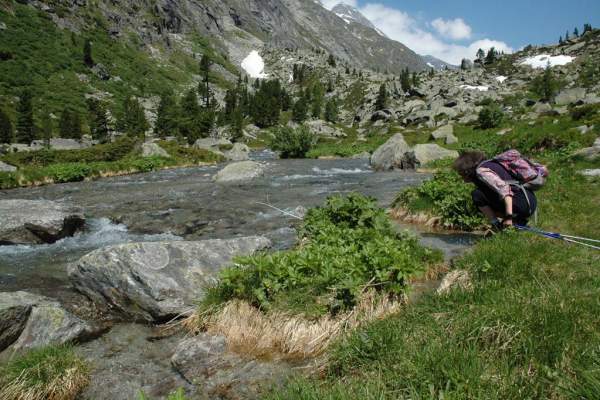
top-left (478, 104), bottom-right (504, 129)
top-left (46, 163), bottom-right (93, 182)
top-left (156, 140), bottom-right (224, 164)
top-left (570, 104), bottom-right (597, 121)
top-left (0, 345), bottom-right (90, 400)
top-left (204, 194), bottom-right (441, 317)
top-left (394, 170), bottom-right (486, 230)
top-left (269, 125), bottom-right (315, 158)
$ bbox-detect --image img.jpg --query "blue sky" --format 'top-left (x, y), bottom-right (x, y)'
top-left (322, 0), bottom-right (600, 64)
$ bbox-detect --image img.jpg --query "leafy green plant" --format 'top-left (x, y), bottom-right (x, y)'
top-left (46, 162), bottom-right (92, 182)
top-left (269, 125), bottom-right (315, 158)
top-left (204, 194), bottom-right (441, 317)
top-left (394, 170), bottom-right (486, 230)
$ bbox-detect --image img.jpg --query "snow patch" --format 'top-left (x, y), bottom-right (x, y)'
top-left (241, 50), bottom-right (268, 79)
top-left (460, 84), bottom-right (489, 92)
top-left (520, 54), bottom-right (574, 69)
top-left (427, 62), bottom-right (435, 68)
top-left (495, 76), bottom-right (508, 83)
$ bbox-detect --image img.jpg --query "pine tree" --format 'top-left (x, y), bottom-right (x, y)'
top-left (41, 112), bottom-right (52, 148)
top-left (476, 48), bottom-right (485, 61)
top-left (485, 47), bottom-right (497, 64)
top-left (83, 39), bottom-right (94, 67)
top-left (87, 98), bottom-right (110, 143)
top-left (231, 109), bottom-right (244, 142)
top-left (559, 36), bottom-right (563, 44)
top-left (292, 90), bottom-right (309, 123)
top-left (70, 111), bottom-right (82, 140)
top-left (574, 27), bottom-right (579, 37)
top-left (199, 55), bottom-right (212, 108)
top-left (179, 89), bottom-right (201, 143)
top-left (311, 83), bottom-right (324, 119)
top-left (411, 72), bottom-right (419, 87)
top-left (324, 98), bottom-right (338, 123)
top-left (345, 66), bottom-right (350, 74)
top-left (327, 54), bottom-right (336, 67)
top-left (118, 97), bottom-right (148, 139)
top-left (375, 83), bottom-right (388, 110)
top-left (583, 24), bottom-right (592, 34)
top-left (59, 108), bottom-right (73, 138)
top-left (15, 89), bottom-right (35, 145)
top-left (400, 68), bottom-right (411, 92)
top-left (565, 30), bottom-right (570, 40)
top-left (326, 79), bottom-right (334, 93)
top-left (531, 65), bottom-right (558, 101)
top-left (0, 108), bottom-right (13, 144)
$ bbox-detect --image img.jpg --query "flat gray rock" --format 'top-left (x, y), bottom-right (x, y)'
top-left (0, 291), bottom-right (99, 353)
top-left (0, 200), bottom-right (85, 245)
top-left (412, 144), bottom-right (459, 166)
top-left (0, 161), bottom-right (16, 172)
top-left (225, 142), bottom-right (251, 161)
top-left (142, 142), bottom-right (170, 158)
top-left (68, 237), bottom-right (271, 322)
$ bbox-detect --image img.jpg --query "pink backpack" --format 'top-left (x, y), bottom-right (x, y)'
top-left (493, 149), bottom-right (548, 190)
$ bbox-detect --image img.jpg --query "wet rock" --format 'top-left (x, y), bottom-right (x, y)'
top-left (437, 270), bottom-right (472, 294)
top-left (225, 142), bottom-right (251, 161)
top-left (0, 200), bottom-right (85, 245)
top-left (0, 291), bottom-right (100, 352)
top-left (351, 151), bottom-right (371, 160)
top-left (214, 161), bottom-right (266, 183)
top-left (555, 88), bottom-right (586, 106)
top-left (171, 334), bottom-right (290, 399)
top-left (370, 133), bottom-right (414, 171)
top-left (412, 144), bottom-right (459, 167)
top-left (69, 237), bottom-right (271, 322)
top-left (142, 142), bottom-right (170, 158)
top-left (0, 161), bottom-right (16, 172)
top-left (77, 324), bottom-right (194, 400)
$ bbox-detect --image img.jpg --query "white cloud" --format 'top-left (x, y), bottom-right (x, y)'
top-left (431, 18), bottom-right (472, 40)
top-left (357, 3), bottom-right (512, 65)
top-left (320, 0), bottom-right (357, 10)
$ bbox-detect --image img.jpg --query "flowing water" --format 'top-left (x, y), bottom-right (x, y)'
top-left (0, 155), bottom-right (477, 398)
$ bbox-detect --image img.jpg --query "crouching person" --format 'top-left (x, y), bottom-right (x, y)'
top-left (453, 151), bottom-right (539, 229)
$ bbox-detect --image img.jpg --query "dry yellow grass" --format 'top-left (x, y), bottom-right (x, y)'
top-left (183, 291), bottom-right (405, 362)
top-left (389, 206), bottom-right (443, 228)
top-left (0, 365), bottom-right (89, 400)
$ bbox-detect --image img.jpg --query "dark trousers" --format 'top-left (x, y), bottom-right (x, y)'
top-left (472, 187), bottom-right (537, 225)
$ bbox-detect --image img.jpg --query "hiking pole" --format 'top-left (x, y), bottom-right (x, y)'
top-left (514, 225), bottom-right (600, 251)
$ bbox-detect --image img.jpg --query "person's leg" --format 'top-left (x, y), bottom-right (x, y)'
top-left (472, 189), bottom-right (499, 222)
top-left (513, 189), bottom-right (537, 226)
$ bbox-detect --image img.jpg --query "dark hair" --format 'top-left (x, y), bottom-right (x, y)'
top-left (452, 151), bottom-right (486, 179)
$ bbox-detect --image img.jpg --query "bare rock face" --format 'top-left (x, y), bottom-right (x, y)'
top-left (68, 237), bottom-right (271, 322)
top-left (0, 200), bottom-right (85, 245)
top-left (142, 142), bottom-right (170, 158)
top-left (0, 291), bottom-right (100, 353)
top-left (171, 333), bottom-right (290, 398)
top-left (370, 133), bottom-right (414, 171)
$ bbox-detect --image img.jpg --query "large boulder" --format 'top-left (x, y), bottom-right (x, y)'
top-left (305, 120), bottom-right (346, 138)
top-left (555, 88), bottom-right (587, 106)
top-left (370, 133), bottom-right (414, 171)
top-left (572, 137), bottom-right (600, 161)
top-left (411, 144), bottom-right (459, 166)
top-left (142, 142), bottom-right (170, 158)
top-left (0, 200), bottom-right (85, 245)
top-left (214, 161), bottom-right (265, 183)
top-left (370, 110), bottom-right (393, 122)
top-left (0, 160), bottom-right (16, 172)
top-left (171, 334), bottom-right (289, 398)
top-left (431, 124), bottom-right (454, 141)
top-left (225, 142), bottom-right (250, 161)
top-left (68, 237), bottom-right (271, 322)
top-left (194, 138), bottom-right (232, 155)
top-left (0, 291), bottom-right (100, 352)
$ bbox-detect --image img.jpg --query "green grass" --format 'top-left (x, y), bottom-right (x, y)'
top-left (266, 120), bottom-right (600, 399)
top-left (0, 138), bottom-right (223, 189)
top-left (0, 345), bottom-right (90, 400)
top-left (306, 127), bottom-right (393, 158)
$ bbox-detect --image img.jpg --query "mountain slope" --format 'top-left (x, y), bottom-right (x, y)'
top-left (421, 55), bottom-right (458, 70)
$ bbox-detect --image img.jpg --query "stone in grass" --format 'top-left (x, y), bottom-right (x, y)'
top-left (437, 270), bottom-right (472, 295)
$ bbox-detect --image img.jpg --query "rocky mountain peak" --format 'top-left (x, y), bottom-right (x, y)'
top-left (330, 3), bottom-right (378, 32)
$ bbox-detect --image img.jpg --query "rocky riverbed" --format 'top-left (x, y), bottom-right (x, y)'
top-left (0, 155), bottom-right (476, 399)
